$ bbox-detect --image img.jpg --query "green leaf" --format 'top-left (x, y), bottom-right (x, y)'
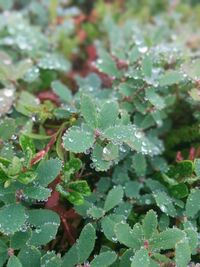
top-left (77, 223), bottom-right (96, 263)
top-left (91, 143), bottom-right (112, 171)
top-left (168, 161), bottom-right (194, 179)
top-left (103, 125), bottom-right (135, 143)
top-left (132, 153), bottom-right (147, 176)
top-left (158, 214), bottom-right (170, 231)
top-left (98, 101), bottom-right (119, 130)
top-left (64, 158), bottom-right (82, 174)
top-left (67, 191), bottom-right (84, 205)
top-left (7, 256), bottom-right (22, 267)
top-left (169, 184), bottom-right (188, 199)
top-left (103, 125), bottom-right (152, 154)
top-left (18, 171), bottom-right (37, 185)
top-left (23, 66), bottom-right (39, 83)
top-left (36, 158), bottom-right (62, 186)
top-left (102, 143), bottom-right (119, 161)
top-left (115, 222), bottom-right (143, 249)
top-left (175, 240), bottom-right (191, 267)
top-left (119, 249), bottom-right (134, 267)
top-left (66, 181), bottom-right (91, 205)
top-left (183, 59), bottom-right (200, 80)
top-left (0, 204), bottom-right (26, 235)
top-left (80, 94), bottom-right (97, 128)
top-left (142, 55), bottom-right (152, 77)
top-left (11, 231), bottom-right (31, 249)
top-left (159, 70), bottom-right (183, 86)
top-left (150, 228), bottom-right (185, 250)
top-left (18, 245), bottom-right (41, 267)
top-left (15, 60), bottom-right (33, 80)
top-left (19, 135), bottom-right (35, 155)
top-left (184, 228), bottom-right (198, 254)
top-left (185, 189), bottom-right (200, 218)
top-left (62, 223), bottom-right (96, 266)
top-left (143, 210), bottom-right (158, 239)
top-left (129, 47), bottom-right (140, 63)
top-left (87, 206), bottom-right (105, 219)
top-left (0, 118), bottom-right (16, 141)
top-left (15, 91), bottom-right (39, 117)
top-left (125, 181), bottom-right (141, 199)
top-left (52, 80), bottom-right (72, 103)
top-left (96, 50), bottom-right (120, 78)
top-left (149, 259), bottom-right (160, 267)
top-left (69, 180), bottom-right (91, 195)
top-left (154, 191), bottom-right (176, 217)
top-left (0, 239), bottom-right (8, 266)
top-left (131, 248), bottom-right (150, 267)
top-left (194, 158), bottom-right (200, 176)
top-left (41, 252), bottom-right (62, 267)
top-left (63, 126), bottom-right (95, 153)
top-left (145, 87), bottom-right (165, 110)
top-left (23, 185), bottom-right (51, 201)
top-left (61, 245), bottom-right (78, 267)
top-left (27, 209), bottom-right (60, 246)
top-left (38, 54), bottom-right (70, 72)
top-left (104, 185), bottom-right (124, 212)
top-left (27, 209), bottom-right (60, 227)
top-left (90, 251), bottom-right (117, 267)
top-left (101, 214), bottom-right (125, 241)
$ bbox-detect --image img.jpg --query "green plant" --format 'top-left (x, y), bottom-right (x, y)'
top-left (0, 1), bottom-right (200, 267)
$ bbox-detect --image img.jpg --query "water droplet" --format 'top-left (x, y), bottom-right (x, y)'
top-left (138, 46), bottom-right (148, 53)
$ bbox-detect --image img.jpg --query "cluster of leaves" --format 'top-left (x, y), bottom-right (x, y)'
top-left (0, 0), bottom-right (200, 266)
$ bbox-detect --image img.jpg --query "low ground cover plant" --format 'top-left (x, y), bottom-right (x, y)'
top-left (0, 0), bottom-right (200, 266)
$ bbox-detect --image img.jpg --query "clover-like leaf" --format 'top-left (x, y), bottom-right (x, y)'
top-left (132, 153), bottom-right (147, 176)
top-left (125, 181), bottom-right (142, 198)
top-left (52, 80), bottom-right (72, 103)
top-left (159, 70), bottom-right (183, 86)
top-left (154, 191), bottom-right (176, 217)
top-left (131, 248), bottom-right (150, 267)
top-left (145, 87), bottom-right (165, 110)
top-left (77, 223), bottom-right (96, 263)
top-left (41, 251), bottom-right (62, 267)
top-left (185, 189), bottom-right (200, 218)
top-left (27, 209), bottom-right (60, 246)
top-left (101, 214), bottom-right (125, 241)
top-left (23, 185), bottom-right (51, 201)
top-left (62, 223), bottom-right (96, 267)
top-left (36, 158), bottom-right (62, 186)
top-left (38, 54), bottom-right (70, 72)
top-left (143, 210), bottom-right (158, 239)
top-left (7, 256), bottom-right (22, 267)
top-left (142, 55), bottom-right (152, 77)
top-left (87, 206), bottom-right (105, 219)
top-left (80, 94), bottom-right (97, 128)
top-left (96, 50), bottom-right (120, 78)
top-left (150, 228), bottom-right (185, 250)
top-left (90, 251), bottom-right (117, 267)
top-left (0, 204), bottom-right (27, 235)
top-left (194, 158), bottom-right (200, 176)
top-left (0, 117), bottom-right (16, 141)
top-left (115, 222), bottom-right (143, 249)
top-left (102, 143), bottom-right (119, 161)
top-left (175, 240), bottom-right (191, 267)
top-left (97, 101), bottom-right (119, 130)
top-left (104, 185), bottom-right (124, 212)
top-left (91, 143), bottom-right (112, 171)
top-left (18, 245), bottom-right (41, 267)
top-left (63, 126), bottom-right (95, 153)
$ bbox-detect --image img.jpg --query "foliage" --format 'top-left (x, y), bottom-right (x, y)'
top-left (0, 0), bottom-right (200, 267)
